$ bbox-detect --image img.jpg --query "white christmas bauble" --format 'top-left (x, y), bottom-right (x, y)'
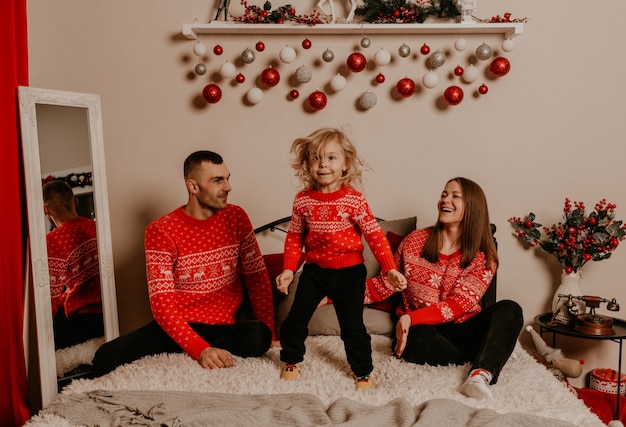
top-left (454, 37), bottom-right (467, 51)
top-left (193, 42), bottom-right (206, 56)
top-left (422, 71), bottom-right (439, 89)
top-left (330, 74), bottom-right (347, 92)
top-left (462, 64), bottom-right (480, 83)
top-left (246, 87), bottom-right (263, 104)
top-left (502, 39), bottom-right (515, 52)
top-left (359, 91), bottom-right (377, 109)
top-left (295, 65), bottom-right (312, 84)
top-left (279, 46), bottom-right (297, 64)
top-left (219, 62), bottom-right (236, 79)
top-left (374, 48), bottom-right (391, 66)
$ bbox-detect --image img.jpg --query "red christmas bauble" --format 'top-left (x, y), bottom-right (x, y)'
top-left (202, 83), bottom-right (222, 104)
top-left (420, 43), bottom-right (430, 55)
top-left (261, 67), bottom-right (280, 87)
top-left (255, 41), bottom-right (265, 52)
top-left (308, 90), bottom-right (327, 111)
top-left (213, 45), bottom-right (223, 55)
top-left (290, 89), bottom-right (300, 99)
top-left (302, 38), bottom-right (312, 49)
top-left (478, 84), bottom-right (488, 95)
top-left (454, 66), bottom-right (464, 76)
top-left (396, 78), bottom-right (416, 97)
top-left (376, 73), bottom-right (385, 84)
top-left (235, 73), bottom-right (245, 84)
top-left (347, 52), bottom-right (367, 73)
top-left (490, 57), bottom-right (511, 77)
top-left (444, 85), bottom-right (464, 105)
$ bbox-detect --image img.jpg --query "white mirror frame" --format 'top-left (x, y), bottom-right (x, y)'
top-left (18, 86), bottom-right (119, 408)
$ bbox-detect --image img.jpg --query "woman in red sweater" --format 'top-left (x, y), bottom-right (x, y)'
top-left (365, 177), bottom-right (523, 400)
top-left (276, 128), bottom-right (406, 390)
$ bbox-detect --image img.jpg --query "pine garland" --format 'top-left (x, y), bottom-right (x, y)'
top-left (355, 0), bottom-right (460, 24)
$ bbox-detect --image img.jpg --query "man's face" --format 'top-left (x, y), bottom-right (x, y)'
top-left (190, 161), bottom-right (232, 212)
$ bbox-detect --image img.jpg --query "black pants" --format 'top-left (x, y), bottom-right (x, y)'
top-left (92, 319), bottom-right (272, 377)
top-left (280, 263), bottom-right (372, 377)
top-left (397, 299), bottom-right (523, 384)
top-left (53, 308), bottom-right (104, 350)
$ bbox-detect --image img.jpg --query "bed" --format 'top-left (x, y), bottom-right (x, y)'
top-left (26, 216), bottom-right (606, 426)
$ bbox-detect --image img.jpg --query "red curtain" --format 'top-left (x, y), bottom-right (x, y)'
top-left (0, 0), bottom-right (32, 425)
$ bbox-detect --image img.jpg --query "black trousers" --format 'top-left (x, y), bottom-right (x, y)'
top-left (53, 308), bottom-right (104, 350)
top-left (397, 299), bottom-right (523, 384)
top-left (92, 319), bottom-right (272, 377)
top-left (280, 263), bottom-right (373, 377)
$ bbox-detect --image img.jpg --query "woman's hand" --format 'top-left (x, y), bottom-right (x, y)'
top-left (276, 270), bottom-right (294, 295)
top-left (394, 314), bottom-right (411, 357)
top-left (386, 269), bottom-right (407, 292)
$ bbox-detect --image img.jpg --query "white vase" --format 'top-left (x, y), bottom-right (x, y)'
top-left (552, 271), bottom-right (585, 325)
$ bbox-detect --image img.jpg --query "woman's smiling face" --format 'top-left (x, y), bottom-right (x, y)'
top-left (438, 180), bottom-right (464, 225)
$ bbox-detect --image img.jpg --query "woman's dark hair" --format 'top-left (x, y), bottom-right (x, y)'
top-left (422, 177), bottom-right (498, 269)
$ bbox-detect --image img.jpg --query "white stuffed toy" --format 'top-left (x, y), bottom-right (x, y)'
top-left (525, 326), bottom-right (584, 395)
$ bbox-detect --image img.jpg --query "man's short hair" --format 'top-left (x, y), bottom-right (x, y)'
top-left (184, 151), bottom-right (224, 179)
top-left (42, 180), bottom-right (75, 211)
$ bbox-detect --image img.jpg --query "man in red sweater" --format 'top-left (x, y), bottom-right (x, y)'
top-left (93, 151), bottom-right (276, 375)
top-left (43, 180), bottom-right (103, 350)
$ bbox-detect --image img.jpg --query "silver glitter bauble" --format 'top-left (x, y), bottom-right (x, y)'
top-left (295, 65), bottom-right (312, 84)
top-left (359, 90), bottom-right (377, 109)
top-left (360, 36), bottom-right (371, 48)
top-left (428, 50), bottom-right (446, 68)
top-left (475, 43), bottom-right (492, 60)
top-left (322, 48), bottom-right (335, 63)
top-left (398, 43), bottom-right (411, 58)
top-left (241, 48), bottom-right (255, 64)
top-left (194, 62), bottom-right (207, 76)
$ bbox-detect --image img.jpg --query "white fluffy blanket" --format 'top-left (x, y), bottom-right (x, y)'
top-left (28, 335), bottom-right (604, 426)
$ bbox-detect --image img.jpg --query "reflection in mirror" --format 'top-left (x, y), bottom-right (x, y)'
top-left (19, 87), bottom-right (119, 409)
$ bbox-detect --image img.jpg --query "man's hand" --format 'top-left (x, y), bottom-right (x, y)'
top-left (394, 314), bottom-right (411, 357)
top-left (197, 346), bottom-right (233, 370)
top-left (276, 270), bottom-right (294, 295)
top-left (386, 269), bottom-right (407, 292)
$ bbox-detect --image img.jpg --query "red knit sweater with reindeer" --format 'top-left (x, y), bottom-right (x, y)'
top-left (283, 185), bottom-right (396, 274)
top-left (46, 217), bottom-right (102, 317)
top-left (145, 205), bottom-right (276, 360)
top-left (365, 228), bottom-right (496, 325)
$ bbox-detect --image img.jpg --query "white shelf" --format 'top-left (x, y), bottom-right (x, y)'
top-left (182, 21), bottom-right (523, 40)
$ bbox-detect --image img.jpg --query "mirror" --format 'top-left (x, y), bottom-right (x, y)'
top-left (19, 87), bottom-right (119, 408)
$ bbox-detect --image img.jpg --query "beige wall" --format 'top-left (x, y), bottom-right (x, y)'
top-left (27, 0), bottom-right (626, 387)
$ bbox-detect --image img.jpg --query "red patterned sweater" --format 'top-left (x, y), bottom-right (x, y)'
top-left (283, 185), bottom-right (396, 274)
top-left (46, 217), bottom-right (102, 317)
top-left (365, 228), bottom-right (496, 325)
top-left (145, 205), bottom-right (276, 360)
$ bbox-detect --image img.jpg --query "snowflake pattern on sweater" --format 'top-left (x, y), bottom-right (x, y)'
top-left (145, 205), bottom-right (276, 360)
top-left (46, 217), bottom-right (102, 317)
top-left (283, 185), bottom-right (395, 274)
top-left (365, 228), bottom-right (495, 325)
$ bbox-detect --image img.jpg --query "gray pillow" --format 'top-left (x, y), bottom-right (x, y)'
top-left (362, 216), bottom-right (417, 278)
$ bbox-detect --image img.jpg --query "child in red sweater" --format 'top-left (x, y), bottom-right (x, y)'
top-left (276, 127), bottom-right (406, 389)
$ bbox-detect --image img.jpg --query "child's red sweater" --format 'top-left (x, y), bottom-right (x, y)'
top-left (283, 185), bottom-right (396, 274)
top-left (145, 205), bottom-right (276, 360)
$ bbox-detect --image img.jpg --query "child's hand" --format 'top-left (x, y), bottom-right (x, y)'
top-left (386, 269), bottom-right (407, 292)
top-left (276, 270), bottom-right (294, 295)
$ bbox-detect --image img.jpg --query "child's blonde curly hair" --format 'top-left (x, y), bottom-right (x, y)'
top-left (290, 127), bottom-right (369, 190)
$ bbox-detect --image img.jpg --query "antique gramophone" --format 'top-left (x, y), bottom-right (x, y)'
top-left (559, 294), bottom-right (620, 335)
